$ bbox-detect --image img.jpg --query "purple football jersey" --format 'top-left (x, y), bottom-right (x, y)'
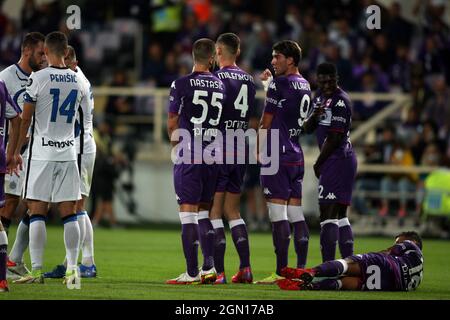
top-left (349, 240), bottom-right (423, 291)
top-left (168, 71), bottom-right (226, 161)
top-left (389, 240), bottom-right (424, 291)
top-left (0, 80), bottom-right (21, 173)
top-left (215, 66), bottom-right (256, 158)
top-left (314, 87), bottom-right (354, 159)
top-left (263, 74), bottom-right (311, 164)
top-left (214, 66), bottom-right (256, 132)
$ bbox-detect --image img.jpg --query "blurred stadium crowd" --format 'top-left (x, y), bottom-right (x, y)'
top-left (0, 0), bottom-right (449, 232)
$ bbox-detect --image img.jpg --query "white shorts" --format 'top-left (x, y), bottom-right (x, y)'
top-left (24, 160), bottom-right (81, 202)
top-left (5, 156), bottom-right (27, 197)
top-left (78, 152), bottom-right (95, 197)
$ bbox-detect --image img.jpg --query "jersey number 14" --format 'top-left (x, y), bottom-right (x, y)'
top-left (49, 88), bottom-right (78, 123)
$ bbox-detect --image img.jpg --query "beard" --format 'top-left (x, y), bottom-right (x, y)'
top-left (28, 55), bottom-right (41, 72)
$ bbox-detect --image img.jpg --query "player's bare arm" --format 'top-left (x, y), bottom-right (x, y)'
top-left (256, 112), bottom-right (274, 161)
top-left (167, 112), bottom-right (180, 147)
top-left (6, 115), bottom-right (21, 175)
top-left (14, 102), bottom-right (35, 167)
top-left (302, 105), bottom-right (323, 134)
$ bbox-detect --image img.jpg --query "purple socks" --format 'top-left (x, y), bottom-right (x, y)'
top-left (292, 221), bottom-right (309, 268)
top-left (272, 220), bottom-right (291, 275)
top-left (320, 219), bottom-right (339, 262)
top-left (338, 218), bottom-right (354, 258)
top-left (230, 220), bottom-right (250, 269)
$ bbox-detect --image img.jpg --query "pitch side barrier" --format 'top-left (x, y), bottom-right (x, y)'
top-left (92, 87), bottom-right (410, 160)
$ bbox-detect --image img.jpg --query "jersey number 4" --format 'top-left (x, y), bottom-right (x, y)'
top-left (49, 88), bottom-right (78, 123)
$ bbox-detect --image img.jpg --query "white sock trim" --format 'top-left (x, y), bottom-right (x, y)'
top-left (287, 205), bottom-right (305, 223)
top-left (338, 217), bottom-right (351, 227)
top-left (229, 218), bottom-right (245, 229)
top-left (211, 219), bottom-right (224, 229)
top-left (267, 203), bottom-right (288, 222)
top-left (336, 279), bottom-right (343, 289)
top-left (320, 219), bottom-right (339, 228)
top-left (336, 259), bottom-right (348, 274)
top-left (198, 210), bottom-right (209, 220)
top-left (0, 231), bottom-right (7, 246)
top-left (179, 212), bottom-right (198, 224)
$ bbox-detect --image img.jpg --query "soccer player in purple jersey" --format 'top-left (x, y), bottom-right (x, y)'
top-left (0, 80), bottom-right (22, 292)
top-left (255, 40), bottom-right (311, 284)
top-left (207, 33), bottom-right (256, 284)
top-left (278, 231), bottom-right (423, 291)
top-left (166, 38), bottom-right (226, 285)
top-left (302, 62), bottom-right (357, 262)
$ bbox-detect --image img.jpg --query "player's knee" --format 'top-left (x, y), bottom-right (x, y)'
top-left (267, 202), bottom-right (288, 222)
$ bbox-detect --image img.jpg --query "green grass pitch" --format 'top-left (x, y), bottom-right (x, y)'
top-left (1, 225), bottom-right (450, 300)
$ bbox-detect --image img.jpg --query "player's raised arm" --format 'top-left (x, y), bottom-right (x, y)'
top-left (302, 99), bottom-right (323, 134)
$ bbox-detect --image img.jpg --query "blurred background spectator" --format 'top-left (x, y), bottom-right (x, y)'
top-left (0, 0), bottom-right (448, 233)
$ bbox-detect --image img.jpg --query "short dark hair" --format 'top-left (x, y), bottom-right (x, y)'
top-left (21, 32), bottom-right (45, 52)
top-left (272, 40), bottom-right (302, 66)
top-left (66, 45), bottom-right (77, 62)
top-left (317, 62), bottom-right (337, 76)
top-left (396, 231), bottom-right (423, 250)
top-left (45, 31), bottom-right (68, 57)
top-left (192, 38), bottom-right (216, 65)
top-left (216, 33), bottom-right (240, 56)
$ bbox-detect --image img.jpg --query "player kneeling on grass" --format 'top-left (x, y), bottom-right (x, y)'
top-left (277, 231), bottom-right (423, 291)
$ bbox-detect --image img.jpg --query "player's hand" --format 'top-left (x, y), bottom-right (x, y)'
top-left (259, 69), bottom-right (273, 82)
top-left (313, 162), bottom-right (321, 179)
top-left (13, 154), bottom-right (23, 176)
top-left (260, 69), bottom-right (273, 92)
top-left (312, 106), bottom-right (325, 119)
top-left (6, 154), bottom-right (16, 175)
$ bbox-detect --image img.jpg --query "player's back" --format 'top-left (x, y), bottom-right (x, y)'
top-left (389, 240), bottom-right (424, 291)
top-left (0, 64), bottom-right (29, 110)
top-left (215, 66), bottom-right (255, 131)
top-left (25, 66), bottom-right (85, 161)
top-left (74, 66), bottom-right (95, 155)
top-left (266, 74), bottom-right (311, 163)
top-left (169, 71), bottom-right (226, 155)
top-left (215, 66), bottom-right (255, 159)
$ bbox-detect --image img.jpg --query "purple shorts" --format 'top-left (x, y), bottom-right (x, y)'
top-left (173, 164), bottom-right (219, 205)
top-left (349, 253), bottom-right (401, 291)
top-left (216, 164), bottom-right (246, 194)
top-left (0, 173), bottom-right (4, 208)
top-left (260, 164), bottom-right (304, 200)
top-left (318, 152), bottom-right (357, 205)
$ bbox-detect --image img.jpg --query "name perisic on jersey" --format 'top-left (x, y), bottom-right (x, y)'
top-left (49, 73), bottom-right (77, 83)
top-left (42, 137), bottom-right (74, 148)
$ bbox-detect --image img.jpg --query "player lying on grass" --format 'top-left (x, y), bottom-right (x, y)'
top-left (277, 231), bottom-right (423, 291)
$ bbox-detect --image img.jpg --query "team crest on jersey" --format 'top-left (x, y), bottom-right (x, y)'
top-left (336, 99), bottom-right (346, 107)
top-left (325, 98), bottom-right (332, 107)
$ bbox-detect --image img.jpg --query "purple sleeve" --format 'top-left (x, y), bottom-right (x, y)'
top-left (390, 240), bottom-right (418, 257)
top-left (5, 86), bottom-right (21, 118)
top-left (329, 98), bottom-right (350, 133)
top-left (263, 79), bottom-right (281, 114)
top-left (168, 80), bottom-right (182, 115)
